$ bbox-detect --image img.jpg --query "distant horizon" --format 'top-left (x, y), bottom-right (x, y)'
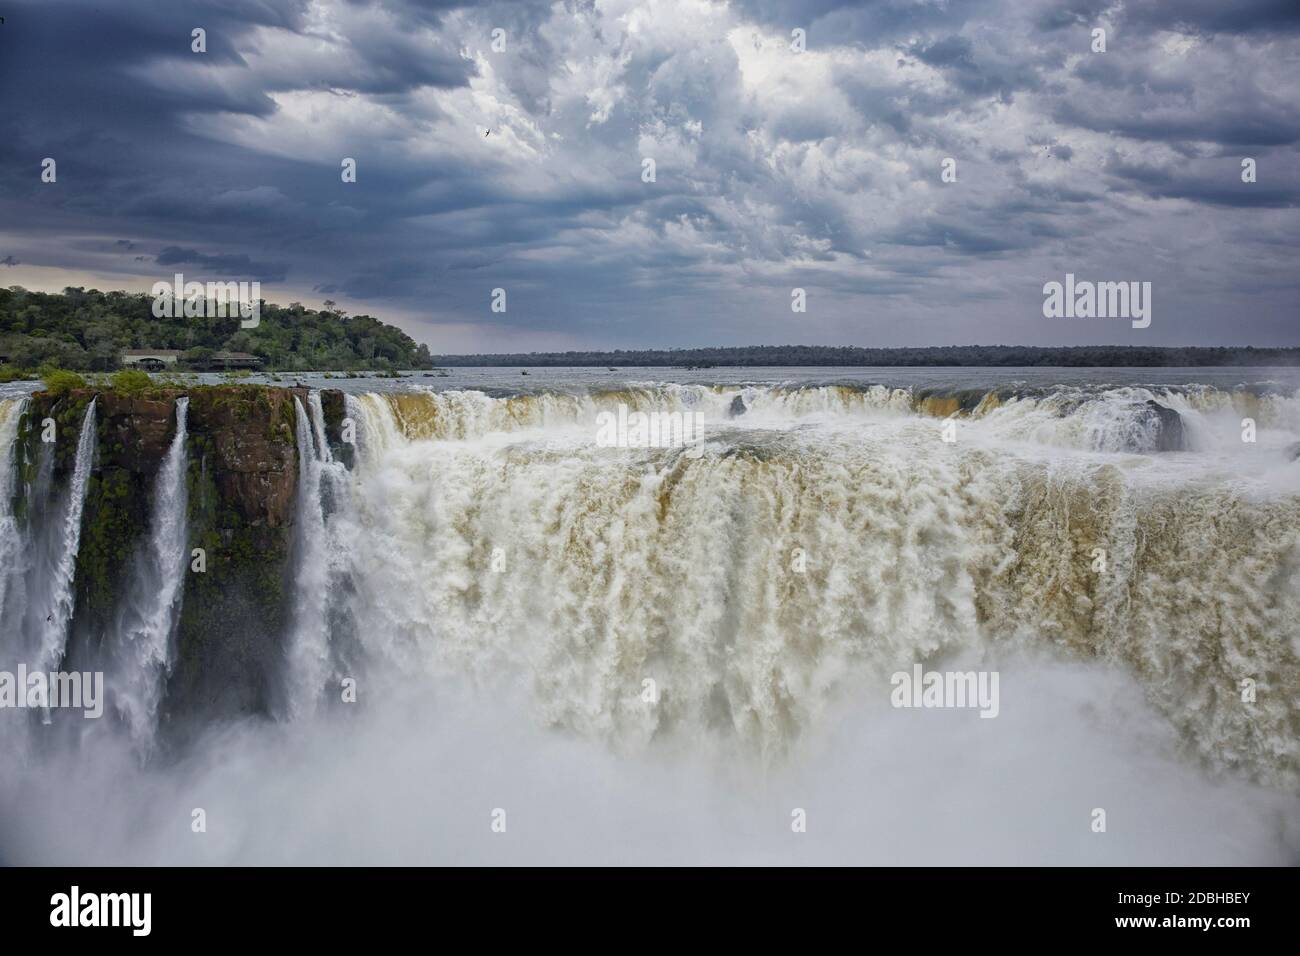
top-left (426, 343), bottom-right (1300, 368)
top-left (428, 344), bottom-right (1300, 356)
top-left (4, 284), bottom-right (1298, 360)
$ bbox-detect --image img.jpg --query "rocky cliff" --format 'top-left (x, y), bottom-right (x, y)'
top-left (17, 384), bottom-right (348, 728)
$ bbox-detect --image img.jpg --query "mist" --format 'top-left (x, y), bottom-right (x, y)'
top-left (2, 652), bottom-right (1295, 866)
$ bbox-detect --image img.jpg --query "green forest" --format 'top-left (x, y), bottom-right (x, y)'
top-left (0, 286), bottom-right (434, 373)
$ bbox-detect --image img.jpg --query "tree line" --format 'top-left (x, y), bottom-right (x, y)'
top-left (0, 286), bottom-right (434, 373)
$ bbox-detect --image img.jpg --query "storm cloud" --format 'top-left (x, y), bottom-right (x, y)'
top-left (0, 0), bottom-right (1296, 350)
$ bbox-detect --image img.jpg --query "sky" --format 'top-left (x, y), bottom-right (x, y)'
top-left (0, 0), bottom-right (1297, 353)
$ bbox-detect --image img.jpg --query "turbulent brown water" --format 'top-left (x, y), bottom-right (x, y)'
top-left (340, 381), bottom-right (1300, 786)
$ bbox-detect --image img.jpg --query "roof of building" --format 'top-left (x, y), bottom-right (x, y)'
top-left (122, 349), bottom-right (183, 356)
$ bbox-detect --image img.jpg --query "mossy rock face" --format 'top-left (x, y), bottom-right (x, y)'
top-left (164, 474), bottom-right (294, 722)
top-left (20, 392), bottom-right (93, 478)
top-left (319, 388), bottom-right (354, 467)
top-left (185, 386), bottom-right (303, 528)
top-left (76, 397), bottom-right (192, 653)
top-left (167, 387), bottom-right (305, 722)
top-left (95, 392), bottom-right (183, 475)
top-left (19, 392), bottom-right (185, 653)
top-left (74, 466), bottom-right (151, 645)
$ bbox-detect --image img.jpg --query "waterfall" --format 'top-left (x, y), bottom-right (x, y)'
top-left (335, 385), bottom-right (1300, 784)
top-left (338, 383), bottom-right (1300, 456)
top-left (0, 398), bottom-right (29, 624)
top-left (342, 392), bottom-right (371, 467)
top-left (285, 395), bottom-right (336, 718)
top-left (308, 391), bottom-right (333, 465)
top-left (345, 391), bottom-right (402, 463)
top-left (110, 398), bottom-right (190, 750)
top-left (32, 399), bottom-right (97, 673)
top-left (1, 378), bottom-right (1299, 865)
top-left (3, 384), bottom-right (1297, 770)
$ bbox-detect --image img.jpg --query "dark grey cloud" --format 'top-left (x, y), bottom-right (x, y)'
top-left (906, 34), bottom-right (1045, 101)
top-left (1055, 98), bottom-right (1300, 148)
top-left (1122, 0), bottom-right (1300, 36)
top-left (736, 0), bottom-right (1000, 43)
top-left (156, 246), bottom-right (289, 282)
top-left (1105, 156), bottom-right (1300, 208)
top-left (1034, 0), bottom-right (1115, 31)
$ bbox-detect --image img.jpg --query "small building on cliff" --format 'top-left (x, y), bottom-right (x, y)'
top-left (122, 349), bottom-right (182, 368)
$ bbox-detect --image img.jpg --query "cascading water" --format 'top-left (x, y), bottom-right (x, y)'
top-left (109, 397), bottom-right (190, 750)
top-left (285, 393), bottom-right (353, 718)
top-left (338, 381), bottom-right (1300, 457)
top-left (337, 385), bottom-right (1300, 784)
top-left (343, 392), bottom-right (375, 464)
top-left (0, 398), bottom-right (29, 619)
top-left (286, 396), bottom-right (331, 718)
top-left (30, 399), bottom-right (97, 675)
top-left (308, 391), bottom-right (333, 468)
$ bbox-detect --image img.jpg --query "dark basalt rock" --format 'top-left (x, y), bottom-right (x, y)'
top-left (319, 388), bottom-right (353, 467)
top-left (728, 394), bottom-right (747, 418)
top-left (170, 386), bottom-right (304, 723)
top-left (1143, 400), bottom-right (1184, 452)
